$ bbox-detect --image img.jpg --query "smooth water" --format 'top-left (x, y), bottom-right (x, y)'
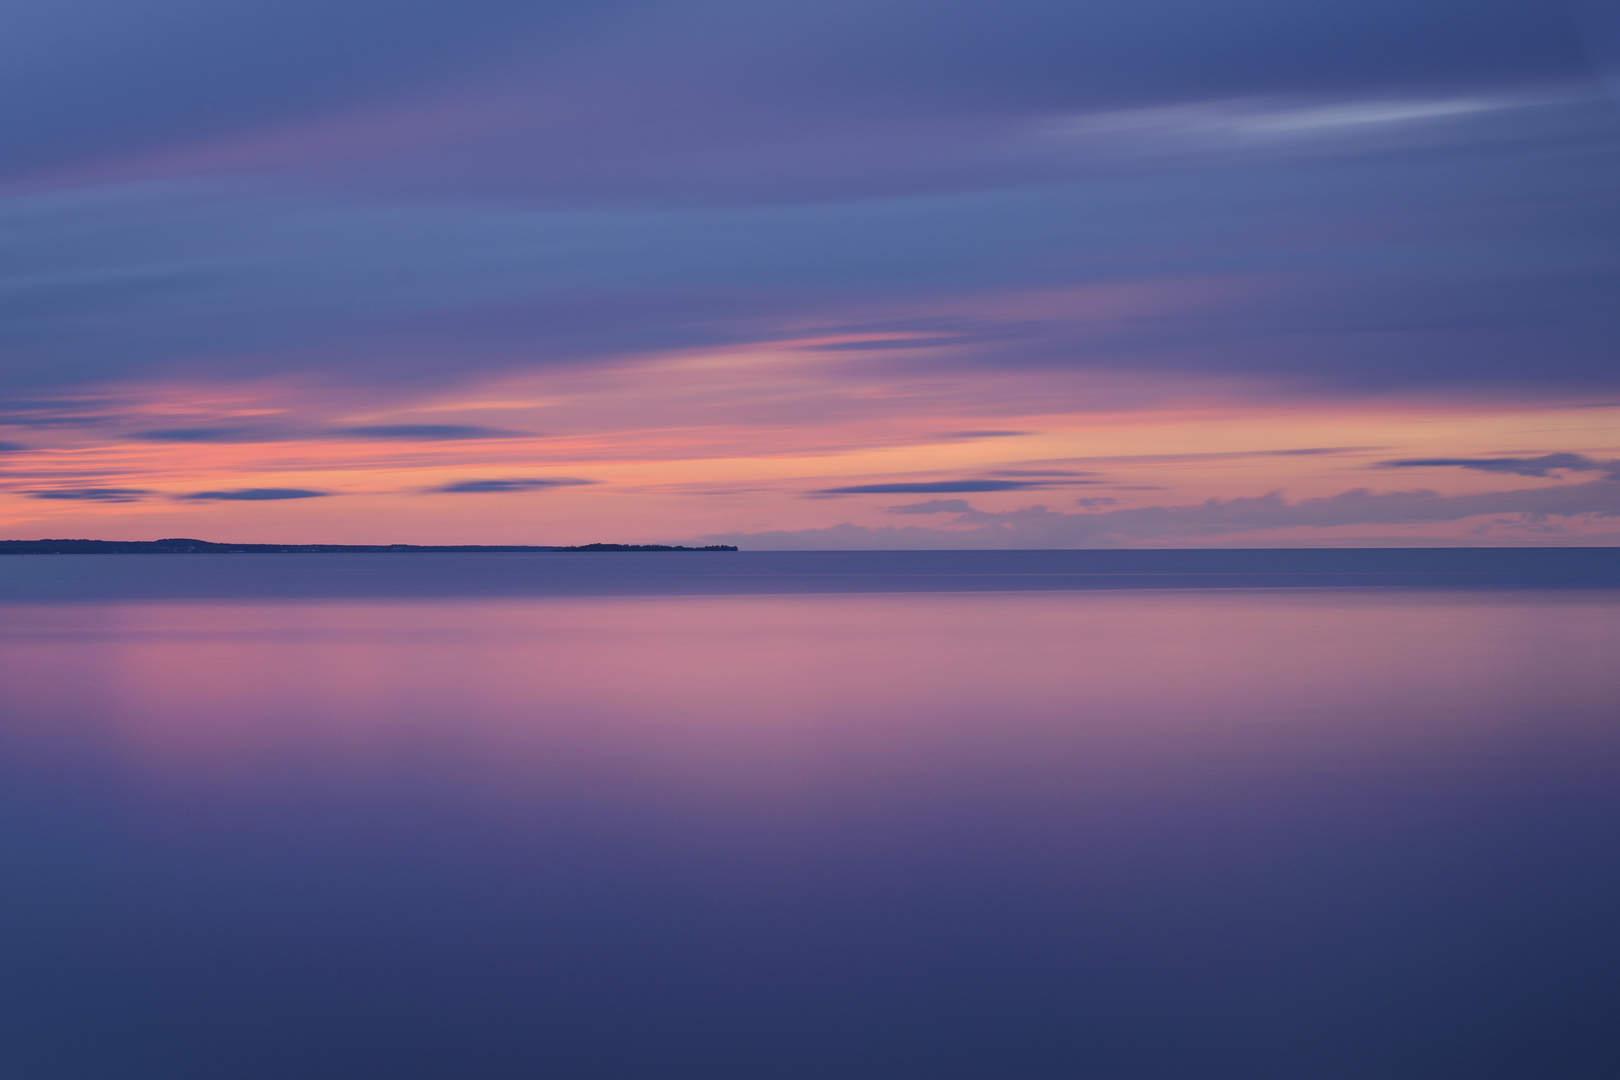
top-left (2, 554), bottom-right (1618, 1078)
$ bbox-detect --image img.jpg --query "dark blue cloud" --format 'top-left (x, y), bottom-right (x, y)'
top-left (23, 487), bottom-right (151, 502)
top-left (430, 478), bottom-right (595, 493)
top-left (177, 488), bottom-right (329, 500)
top-left (1379, 453), bottom-right (1620, 478)
top-left (816, 480), bottom-right (1047, 494)
top-left (0, 441), bottom-right (27, 451)
top-left (131, 427), bottom-right (293, 443)
top-left (336, 425), bottom-right (523, 440)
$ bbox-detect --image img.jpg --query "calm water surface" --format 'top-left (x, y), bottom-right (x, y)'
top-left (2, 555), bottom-right (1618, 1078)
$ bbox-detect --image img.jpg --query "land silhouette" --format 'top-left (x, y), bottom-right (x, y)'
top-left (0, 538), bottom-right (737, 554)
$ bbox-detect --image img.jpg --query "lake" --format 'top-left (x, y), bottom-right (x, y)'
top-left (2, 552), bottom-right (1618, 1078)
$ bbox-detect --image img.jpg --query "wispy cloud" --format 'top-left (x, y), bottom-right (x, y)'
top-left (1039, 90), bottom-right (1567, 148)
top-left (429, 478), bottom-right (595, 493)
top-left (22, 487), bottom-right (152, 502)
top-left (1057, 448), bottom-right (1377, 465)
top-left (130, 423), bottom-right (526, 443)
top-left (806, 338), bottom-right (971, 351)
top-left (335, 425), bottom-right (526, 441)
top-left (815, 480), bottom-right (1051, 495)
top-left (177, 489), bottom-right (329, 501)
top-left (0, 401), bottom-right (124, 428)
top-left (934, 430), bottom-right (1034, 439)
top-left (131, 427), bottom-right (297, 443)
top-left (1379, 453), bottom-right (1620, 479)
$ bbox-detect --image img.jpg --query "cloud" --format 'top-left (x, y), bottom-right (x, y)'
top-left (703, 479), bottom-right (1620, 548)
top-left (1269, 447), bottom-right (1365, 456)
top-left (1076, 497), bottom-right (1118, 507)
top-left (935, 430), bottom-right (1033, 439)
top-left (817, 474), bottom-right (1109, 494)
top-left (1379, 453), bottom-right (1620, 478)
top-left (1, 0), bottom-right (1615, 427)
top-left (1060, 448), bottom-right (1378, 465)
top-left (127, 423), bottom-right (526, 443)
top-left (1039, 91), bottom-right (1568, 151)
top-left (6, 91), bottom-right (1619, 401)
top-left (131, 427), bottom-right (294, 443)
top-left (16, 1), bottom-right (1591, 191)
top-left (0, 400), bottom-right (122, 428)
top-left (887, 499), bottom-right (975, 515)
top-left (429, 478), bottom-right (596, 493)
top-left (8, 100), bottom-right (1619, 404)
top-left (814, 480), bottom-right (1048, 494)
top-left (177, 488), bottom-right (329, 501)
top-left (806, 338), bottom-right (966, 351)
top-left (0, 415), bottom-right (113, 428)
top-left (22, 487), bottom-right (151, 502)
top-left (0, 441), bottom-right (27, 452)
top-left (335, 424), bottom-right (525, 440)
top-left (0, 0), bottom-right (577, 179)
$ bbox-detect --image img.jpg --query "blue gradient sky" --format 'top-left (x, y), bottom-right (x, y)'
top-left (3, 0), bottom-right (1619, 546)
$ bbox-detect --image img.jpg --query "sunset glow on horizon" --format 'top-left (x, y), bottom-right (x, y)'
top-left (5, 0), bottom-right (1619, 547)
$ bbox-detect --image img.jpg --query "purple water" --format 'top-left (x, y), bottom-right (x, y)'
top-left (2, 555), bottom-right (1618, 1078)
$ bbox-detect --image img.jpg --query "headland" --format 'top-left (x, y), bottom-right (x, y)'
top-left (0, 538), bottom-right (737, 554)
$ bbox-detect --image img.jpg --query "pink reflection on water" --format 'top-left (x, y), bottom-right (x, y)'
top-left (3, 591), bottom-right (1618, 799)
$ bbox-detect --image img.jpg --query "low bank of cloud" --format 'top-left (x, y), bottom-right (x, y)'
top-left (1379, 454), bottom-right (1620, 480)
top-left (702, 480), bottom-right (1620, 549)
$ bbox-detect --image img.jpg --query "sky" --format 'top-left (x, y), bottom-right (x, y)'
top-left (3, 0), bottom-right (1619, 548)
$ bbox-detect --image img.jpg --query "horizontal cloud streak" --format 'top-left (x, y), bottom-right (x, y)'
top-left (708, 480), bottom-right (1620, 548)
top-left (335, 424), bottom-right (524, 440)
top-left (132, 427), bottom-right (295, 443)
top-left (1379, 453), bottom-right (1620, 479)
top-left (815, 480), bottom-right (1049, 494)
top-left (22, 487), bottom-right (151, 502)
top-left (5, 92), bottom-right (1618, 397)
top-left (128, 423), bottom-right (525, 443)
top-left (429, 478), bottom-right (595, 493)
top-left (177, 488), bottom-right (329, 501)
top-left (887, 499), bottom-right (976, 515)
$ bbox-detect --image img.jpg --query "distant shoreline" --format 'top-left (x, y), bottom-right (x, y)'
top-left (0, 538), bottom-right (738, 554)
